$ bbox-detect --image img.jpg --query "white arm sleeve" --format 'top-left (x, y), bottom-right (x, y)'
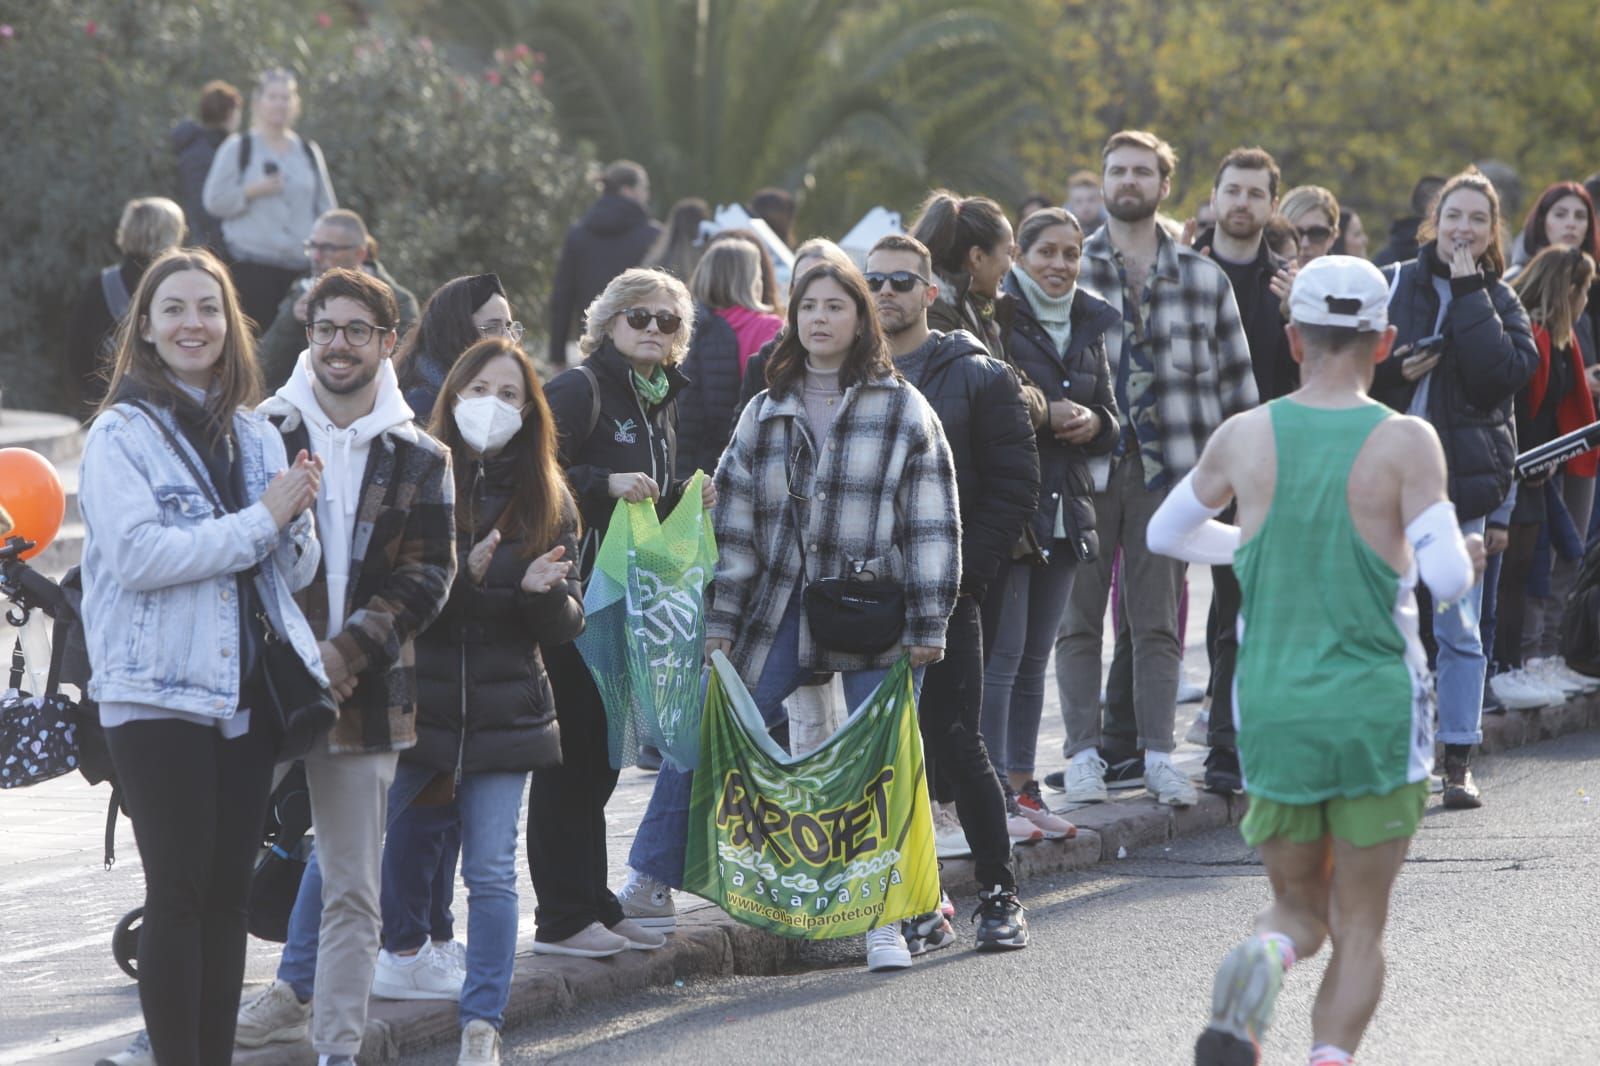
top-left (1406, 500), bottom-right (1475, 603)
top-left (1147, 471), bottom-right (1241, 566)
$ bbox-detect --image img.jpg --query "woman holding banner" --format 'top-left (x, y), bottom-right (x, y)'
top-left (533, 268), bottom-right (712, 959)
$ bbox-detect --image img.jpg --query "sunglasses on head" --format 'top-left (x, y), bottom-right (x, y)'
top-left (1297, 225), bottom-right (1333, 243)
top-left (620, 308), bottom-right (683, 333)
top-left (864, 270), bottom-right (930, 294)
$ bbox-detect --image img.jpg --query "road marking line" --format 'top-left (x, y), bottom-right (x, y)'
top-left (0, 1014), bottom-right (144, 1065)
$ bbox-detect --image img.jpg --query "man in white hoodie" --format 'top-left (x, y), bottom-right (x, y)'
top-left (236, 268), bottom-right (456, 1065)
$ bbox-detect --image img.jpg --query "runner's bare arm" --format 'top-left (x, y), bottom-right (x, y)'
top-left (1147, 417), bottom-right (1242, 565)
top-left (1392, 416), bottom-right (1481, 599)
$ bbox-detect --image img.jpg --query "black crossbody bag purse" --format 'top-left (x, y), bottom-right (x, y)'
top-left (131, 401), bottom-right (336, 760)
top-left (785, 422), bottom-right (906, 654)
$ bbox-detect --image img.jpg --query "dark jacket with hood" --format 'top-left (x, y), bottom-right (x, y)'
top-left (675, 303), bottom-right (743, 479)
top-left (547, 195), bottom-right (663, 365)
top-left (1193, 227), bottom-right (1298, 401)
top-left (408, 454), bottom-right (584, 777)
top-left (68, 256), bottom-right (148, 410)
top-left (897, 328), bottom-right (1039, 598)
top-left (544, 340), bottom-right (690, 574)
top-left (1373, 241), bottom-right (1539, 520)
top-left (171, 120), bottom-right (229, 253)
top-left (1373, 216), bottom-right (1423, 269)
top-left (1003, 273), bottom-right (1120, 559)
top-left (927, 270), bottom-right (1050, 429)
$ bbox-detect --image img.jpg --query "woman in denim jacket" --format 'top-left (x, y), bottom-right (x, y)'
top-left (79, 248), bottom-right (325, 1066)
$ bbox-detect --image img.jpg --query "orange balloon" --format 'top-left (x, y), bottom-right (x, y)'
top-left (0, 448), bottom-right (66, 560)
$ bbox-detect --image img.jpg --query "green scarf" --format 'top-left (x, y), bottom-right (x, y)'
top-left (632, 365), bottom-right (671, 407)
top-left (1010, 265), bottom-right (1074, 356)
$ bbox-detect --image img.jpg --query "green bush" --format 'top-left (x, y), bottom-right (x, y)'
top-left (0, 1), bottom-right (592, 413)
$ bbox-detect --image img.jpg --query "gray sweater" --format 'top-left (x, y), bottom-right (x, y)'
top-left (202, 131), bottom-right (337, 269)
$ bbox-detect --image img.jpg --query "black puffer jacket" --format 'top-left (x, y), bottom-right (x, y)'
top-left (408, 455), bottom-right (585, 776)
top-left (898, 329), bottom-right (1039, 598)
top-left (675, 304), bottom-right (742, 479)
top-left (735, 336), bottom-right (779, 423)
top-left (546, 195), bottom-right (662, 365)
top-left (1372, 242), bottom-right (1539, 520)
top-left (1003, 274), bottom-right (1120, 559)
top-left (544, 340), bottom-right (690, 573)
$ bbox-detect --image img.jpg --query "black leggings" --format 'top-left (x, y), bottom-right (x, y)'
top-left (229, 260), bottom-right (302, 337)
top-left (105, 715), bottom-right (277, 1066)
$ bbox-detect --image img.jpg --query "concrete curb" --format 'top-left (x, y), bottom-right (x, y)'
top-left (236, 689), bottom-right (1600, 1064)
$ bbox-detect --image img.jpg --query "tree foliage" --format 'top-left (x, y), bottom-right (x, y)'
top-left (0, 0), bottom-right (590, 412)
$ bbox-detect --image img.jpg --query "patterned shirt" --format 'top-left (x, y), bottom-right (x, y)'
top-left (1111, 250), bottom-right (1168, 489)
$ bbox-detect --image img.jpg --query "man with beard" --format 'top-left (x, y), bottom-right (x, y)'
top-left (1053, 131), bottom-right (1257, 807)
top-left (236, 268), bottom-right (456, 1064)
top-left (864, 234), bottom-right (1041, 958)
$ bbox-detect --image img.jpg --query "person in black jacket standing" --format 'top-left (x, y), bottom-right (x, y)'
top-left (867, 234), bottom-right (1041, 952)
top-left (382, 338), bottom-right (583, 1065)
top-left (984, 210), bottom-right (1120, 820)
top-left (535, 268), bottom-right (713, 957)
top-left (546, 161), bottom-right (662, 368)
top-left (1372, 168), bottom-right (1538, 806)
top-left (170, 80), bottom-right (240, 255)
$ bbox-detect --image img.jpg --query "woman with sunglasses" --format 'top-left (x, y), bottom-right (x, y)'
top-left (1278, 186), bottom-right (1342, 269)
top-left (527, 267), bottom-right (713, 958)
top-left (397, 274), bottom-right (522, 417)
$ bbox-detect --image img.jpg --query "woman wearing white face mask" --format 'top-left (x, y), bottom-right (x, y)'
top-left (385, 337), bottom-right (583, 1063)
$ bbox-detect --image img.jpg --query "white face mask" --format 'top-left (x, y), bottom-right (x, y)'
top-left (453, 395), bottom-right (524, 454)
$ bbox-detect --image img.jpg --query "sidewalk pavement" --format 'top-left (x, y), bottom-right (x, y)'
top-left (8, 568), bottom-right (1600, 1064)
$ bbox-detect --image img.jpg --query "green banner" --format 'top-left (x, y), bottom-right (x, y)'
top-left (576, 472), bottom-right (718, 772)
top-left (682, 652), bottom-right (941, 939)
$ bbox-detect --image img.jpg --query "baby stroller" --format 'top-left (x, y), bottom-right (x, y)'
top-left (0, 533), bottom-right (312, 980)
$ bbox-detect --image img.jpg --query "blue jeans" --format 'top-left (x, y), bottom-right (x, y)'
top-left (1436, 515), bottom-right (1486, 746)
top-left (628, 593), bottom-right (925, 888)
top-left (980, 552), bottom-right (1077, 777)
top-left (379, 801), bottom-right (462, 951)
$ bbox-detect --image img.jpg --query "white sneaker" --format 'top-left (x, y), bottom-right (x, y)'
top-left (932, 802), bottom-right (972, 859)
top-left (433, 938), bottom-right (467, 971)
top-left (865, 924), bottom-right (912, 971)
top-left (1554, 659), bottom-right (1600, 691)
top-left (1177, 671), bottom-right (1206, 704)
top-left (1063, 753), bottom-right (1109, 804)
top-left (1490, 668), bottom-right (1561, 710)
top-left (234, 979), bottom-right (311, 1048)
top-left (1185, 705), bottom-right (1211, 746)
top-left (1144, 758), bottom-right (1198, 807)
top-left (95, 1031), bottom-right (153, 1066)
top-left (458, 1019), bottom-right (501, 1066)
top-left (617, 871), bottom-right (677, 931)
top-left (1526, 658), bottom-right (1587, 695)
top-left (373, 940), bottom-right (465, 1001)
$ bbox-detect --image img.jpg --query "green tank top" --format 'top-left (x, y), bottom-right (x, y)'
top-left (1232, 399), bottom-right (1432, 804)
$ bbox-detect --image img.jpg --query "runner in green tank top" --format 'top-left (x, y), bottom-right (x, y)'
top-left (1145, 258), bottom-right (1485, 1066)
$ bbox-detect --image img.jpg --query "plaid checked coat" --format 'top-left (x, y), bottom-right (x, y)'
top-left (1079, 225), bottom-right (1259, 490)
top-left (706, 373), bottom-right (961, 684)
top-left (262, 400), bottom-right (458, 754)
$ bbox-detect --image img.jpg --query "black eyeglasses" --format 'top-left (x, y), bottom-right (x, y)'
top-left (303, 240), bottom-right (362, 256)
top-left (1296, 225), bottom-right (1333, 244)
top-left (863, 270), bottom-right (930, 294)
top-left (620, 308), bottom-right (683, 334)
top-left (307, 320), bottom-right (390, 346)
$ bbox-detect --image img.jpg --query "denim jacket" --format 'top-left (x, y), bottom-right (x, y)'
top-left (79, 402), bottom-right (326, 717)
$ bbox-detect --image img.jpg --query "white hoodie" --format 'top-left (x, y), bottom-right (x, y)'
top-left (269, 349), bottom-right (415, 637)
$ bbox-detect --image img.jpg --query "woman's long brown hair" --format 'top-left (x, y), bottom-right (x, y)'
top-left (1512, 245), bottom-right (1596, 350)
top-left (764, 261), bottom-right (896, 399)
top-left (94, 247), bottom-right (262, 437)
top-left (428, 338), bottom-right (576, 556)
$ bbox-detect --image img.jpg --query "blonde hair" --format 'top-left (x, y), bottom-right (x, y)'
top-left (579, 268), bottom-right (695, 365)
top-left (115, 198), bottom-right (187, 259)
top-left (691, 240), bottom-right (767, 312)
top-left (1280, 185), bottom-right (1341, 229)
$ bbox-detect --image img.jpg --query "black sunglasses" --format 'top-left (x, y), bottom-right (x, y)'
top-left (621, 308), bottom-right (683, 334)
top-left (1296, 225), bottom-right (1333, 243)
top-left (864, 270), bottom-right (930, 294)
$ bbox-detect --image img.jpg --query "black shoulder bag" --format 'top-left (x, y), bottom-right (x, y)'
top-left (130, 401), bottom-right (336, 760)
top-left (785, 421), bottom-right (906, 654)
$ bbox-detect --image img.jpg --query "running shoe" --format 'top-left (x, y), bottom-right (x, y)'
top-left (902, 907), bottom-right (957, 956)
top-left (1104, 754), bottom-right (1147, 790)
top-left (933, 802), bottom-right (972, 859)
top-left (1490, 668), bottom-right (1561, 710)
top-left (1015, 780), bottom-right (1077, 839)
top-left (1063, 754), bottom-right (1109, 803)
top-left (865, 924), bottom-right (912, 971)
top-left (95, 1031), bottom-right (152, 1066)
top-left (972, 885), bottom-right (1029, 951)
top-left (1195, 936), bottom-right (1286, 1066)
top-left (1145, 758), bottom-right (1198, 807)
top-left (1203, 747), bottom-right (1243, 795)
top-left (1042, 769), bottom-right (1066, 793)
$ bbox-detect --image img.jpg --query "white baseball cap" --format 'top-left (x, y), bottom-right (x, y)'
top-left (1288, 255), bottom-right (1390, 332)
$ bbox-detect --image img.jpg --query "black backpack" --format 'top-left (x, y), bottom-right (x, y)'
top-left (1560, 537), bottom-right (1600, 676)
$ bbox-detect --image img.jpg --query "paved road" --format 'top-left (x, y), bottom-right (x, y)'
top-left (407, 732), bottom-right (1600, 1066)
